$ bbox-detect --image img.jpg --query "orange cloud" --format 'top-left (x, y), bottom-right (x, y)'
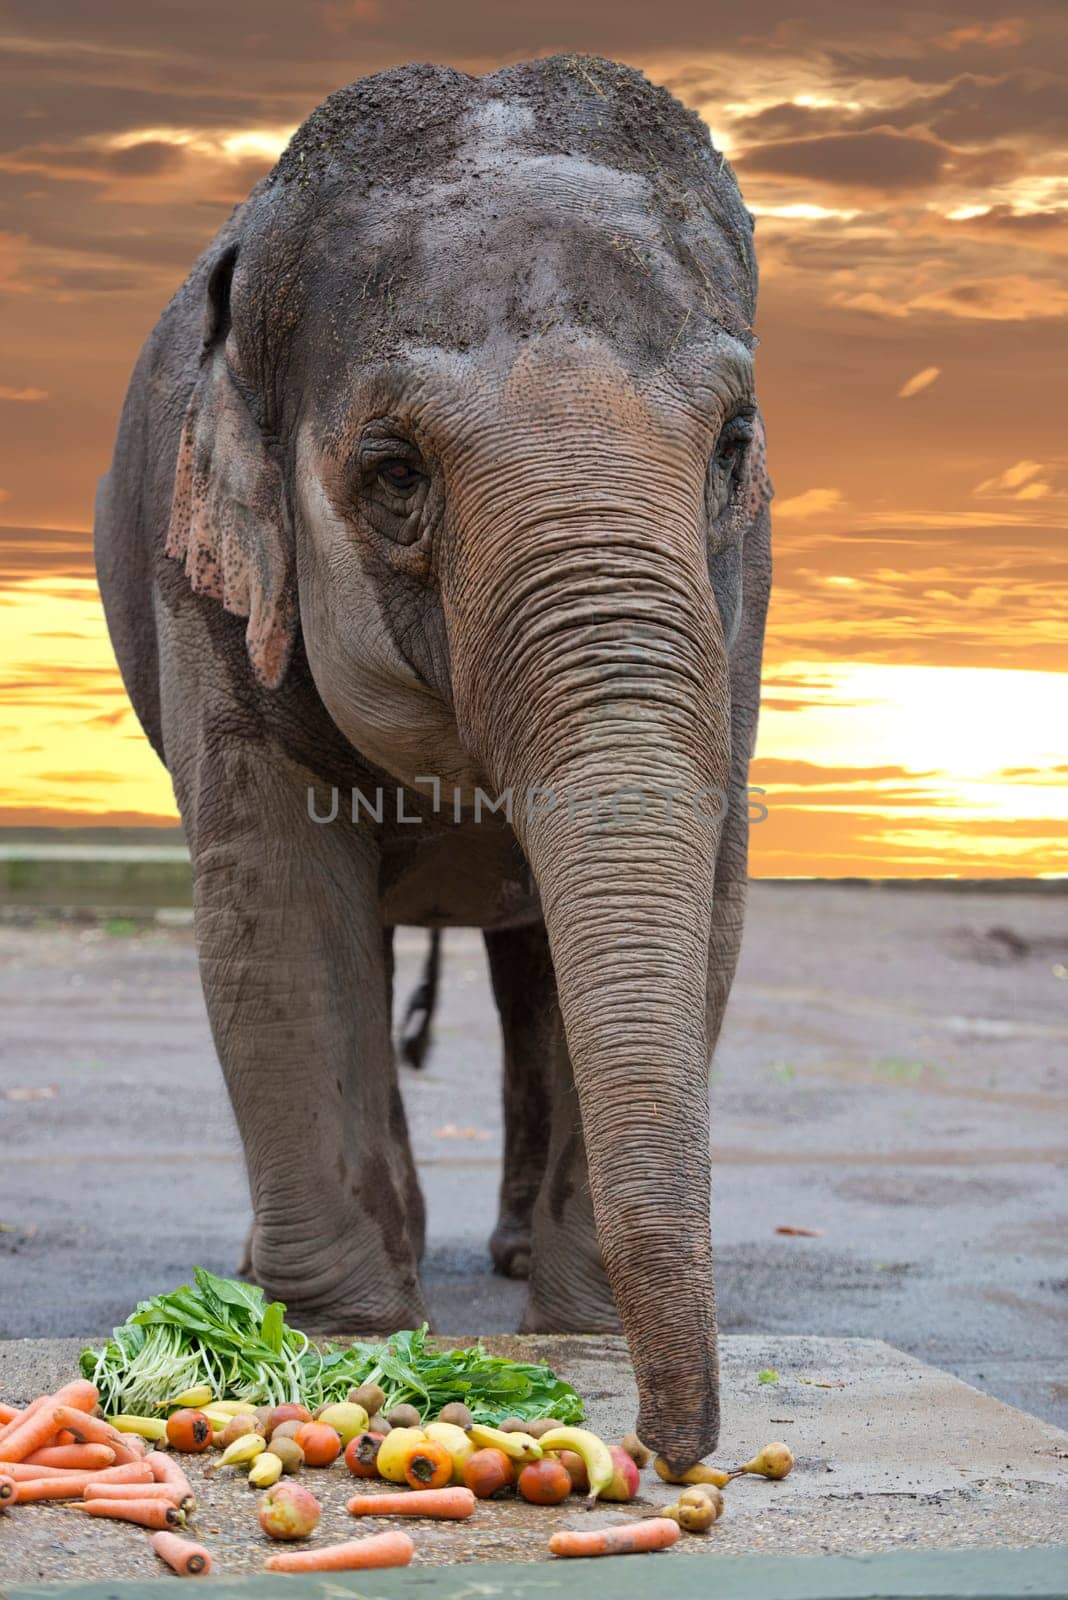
top-left (774, 488), bottom-right (846, 520)
top-left (896, 365), bottom-right (940, 398)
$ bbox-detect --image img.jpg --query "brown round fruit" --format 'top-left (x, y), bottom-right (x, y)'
top-left (271, 1420), bottom-right (303, 1443)
top-left (518, 1458), bottom-right (572, 1505)
top-left (268, 1436), bottom-right (305, 1475)
top-left (621, 1431), bottom-right (652, 1468)
top-left (292, 1422), bottom-right (342, 1467)
top-left (436, 1402), bottom-right (473, 1430)
top-left (525, 1417), bottom-right (564, 1439)
top-left (386, 1403), bottom-right (422, 1430)
top-left (348, 1383), bottom-right (386, 1416)
top-left (498, 1417), bottom-right (529, 1433)
top-left (462, 1447), bottom-right (515, 1499)
top-left (165, 1409), bottom-right (212, 1453)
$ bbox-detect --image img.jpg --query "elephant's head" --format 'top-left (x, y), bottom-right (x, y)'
top-left (166, 56), bottom-right (771, 1469)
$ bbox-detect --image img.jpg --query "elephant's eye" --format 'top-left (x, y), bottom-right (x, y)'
top-left (706, 411), bottom-right (754, 522)
top-left (377, 458), bottom-right (424, 497)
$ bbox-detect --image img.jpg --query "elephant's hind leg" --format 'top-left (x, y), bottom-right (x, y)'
top-left (485, 924), bottom-right (553, 1279)
top-left (180, 742), bottom-right (428, 1332)
top-left (487, 923), bottom-right (619, 1331)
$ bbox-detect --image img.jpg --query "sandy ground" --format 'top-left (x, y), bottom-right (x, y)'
top-left (0, 884), bottom-right (1066, 1428)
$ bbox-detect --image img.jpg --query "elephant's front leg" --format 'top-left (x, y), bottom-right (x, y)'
top-left (190, 762), bottom-right (427, 1330)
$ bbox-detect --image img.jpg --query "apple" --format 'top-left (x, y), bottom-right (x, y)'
top-left (257, 1481), bottom-right (321, 1541)
top-left (599, 1445), bottom-right (640, 1502)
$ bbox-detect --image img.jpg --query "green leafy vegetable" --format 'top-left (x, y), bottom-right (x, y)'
top-left (81, 1269), bottom-right (583, 1424)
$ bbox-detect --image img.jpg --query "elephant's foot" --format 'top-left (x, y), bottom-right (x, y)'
top-left (489, 1215), bottom-right (532, 1280)
top-left (521, 1276), bottom-right (621, 1334)
top-left (522, 1224), bottom-right (621, 1333)
top-left (248, 1221), bottom-right (428, 1335)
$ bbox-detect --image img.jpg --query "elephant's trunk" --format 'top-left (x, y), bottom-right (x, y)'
top-left (446, 395), bottom-right (730, 1467)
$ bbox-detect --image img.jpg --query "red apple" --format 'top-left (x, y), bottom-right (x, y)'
top-left (599, 1445), bottom-right (640, 1502)
top-left (257, 1481), bottom-right (321, 1541)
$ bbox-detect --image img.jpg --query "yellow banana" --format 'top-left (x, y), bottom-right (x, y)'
top-left (106, 1414), bottom-right (168, 1442)
top-left (158, 1385), bottom-right (215, 1410)
top-left (247, 1451), bottom-right (283, 1487)
top-left (467, 1424), bottom-right (542, 1463)
top-left (535, 1427), bottom-right (614, 1501)
top-left (654, 1455), bottom-right (730, 1489)
top-left (217, 1433), bottom-right (266, 1469)
top-left (202, 1399), bottom-right (256, 1416)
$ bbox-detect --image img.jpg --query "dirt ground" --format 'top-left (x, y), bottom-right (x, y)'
top-left (1, 883), bottom-right (1066, 1428)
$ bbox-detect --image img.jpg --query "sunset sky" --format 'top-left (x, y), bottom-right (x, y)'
top-left (1, 2), bottom-right (1065, 875)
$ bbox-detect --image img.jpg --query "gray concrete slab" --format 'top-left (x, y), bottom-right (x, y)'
top-left (0, 1333), bottom-right (1066, 1588)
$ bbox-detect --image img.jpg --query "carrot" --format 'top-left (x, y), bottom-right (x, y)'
top-left (0, 1404), bottom-right (19, 1425)
top-left (347, 1486), bottom-right (475, 1520)
top-left (54, 1430), bottom-right (77, 1446)
top-left (86, 1483), bottom-right (191, 1510)
top-left (0, 1473), bottom-right (15, 1504)
top-left (0, 1402), bottom-right (64, 1463)
top-left (50, 1380), bottom-right (99, 1413)
top-left (75, 1498), bottom-right (184, 1529)
top-left (24, 1443), bottom-right (115, 1471)
top-left (549, 1518), bottom-right (681, 1558)
top-left (151, 1530), bottom-right (213, 1577)
top-left (16, 1476), bottom-right (107, 1502)
top-left (7, 1459), bottom-right (151, 1484)
top-left (9, 1462), bottom-right (151, 1496)
top-left (147, 1451), bottom-right (195, 1505)
top-left (51, 1406), bottom-right (138, 1463)
top-left (0, 1396), bottom-right (46, 1448)
top-left (265, 1532), bottom-right (415, 1572)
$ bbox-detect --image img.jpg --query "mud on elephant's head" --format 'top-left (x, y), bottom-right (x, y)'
top-left (167, 54), bottom-right (772, 1469)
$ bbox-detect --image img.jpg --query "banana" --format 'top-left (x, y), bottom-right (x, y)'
top-left (467, 1424), bottom-right (542, 1464)
top-left (158, 1385), bottom-right (215, 1410)
top-left (534, 1427), bottom-right (614, 1502)
top-left (106, 1414), bottom-right (168, 1442)
top-left (202, 1399), bottom-right (256, 1416)
top-left (217, 1433), bottom-right (267, 1470)
top-left (247, 1450), bottom-right (284, 1487)
top-left (654, 1455), bottom-right (730, 1489)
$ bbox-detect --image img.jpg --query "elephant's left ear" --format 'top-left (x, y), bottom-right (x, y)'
top-left (165, 243), bottom-right (297, 689)
top-left (741, 410), bottom-right (773, 522)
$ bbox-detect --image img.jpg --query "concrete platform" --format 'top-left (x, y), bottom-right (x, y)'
top-left (1, 1334), bottom-right (1065, 1592)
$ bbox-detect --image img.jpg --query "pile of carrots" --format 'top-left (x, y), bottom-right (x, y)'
top-left (0, 1379), bottom-right (212, 1578)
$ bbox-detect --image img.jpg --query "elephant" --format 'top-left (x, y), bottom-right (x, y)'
top-left (95, 54), bottom-right (772, 1472)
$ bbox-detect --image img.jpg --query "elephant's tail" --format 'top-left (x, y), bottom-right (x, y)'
top-left (399, 929), bottom-right (442, 1070)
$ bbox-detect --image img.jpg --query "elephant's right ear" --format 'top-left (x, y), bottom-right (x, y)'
top-left (165, 243), bottom-right (297, 689)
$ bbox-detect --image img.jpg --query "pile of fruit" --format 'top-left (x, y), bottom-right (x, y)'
top-left (0, 1371), bottom-right (794, 1576)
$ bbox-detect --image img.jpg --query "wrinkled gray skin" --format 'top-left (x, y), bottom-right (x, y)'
top-left (95, 55), bottom-right (772, 1470)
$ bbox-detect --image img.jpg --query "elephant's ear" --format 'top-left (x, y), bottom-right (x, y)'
top-left (741, 409), bottom-right (773, 522)
top-left (165, 243), bottom-right (297, 689)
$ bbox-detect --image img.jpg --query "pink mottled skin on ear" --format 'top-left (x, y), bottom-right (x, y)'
top-left (165, 352), bottom-right (296, 689)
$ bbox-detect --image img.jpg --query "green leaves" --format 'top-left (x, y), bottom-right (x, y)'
top-left (81, 1271), bottom-right (584, 1425)
top-left (309, 1324), bottom-right (584, 1423)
